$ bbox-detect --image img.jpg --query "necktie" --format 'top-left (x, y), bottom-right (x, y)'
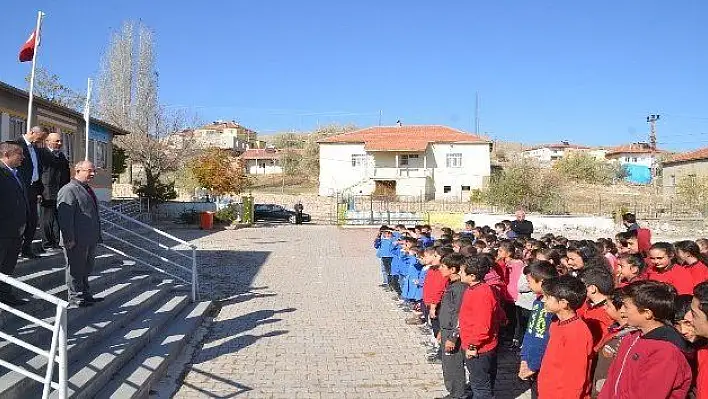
top-left (10, 169), bottom-right (23, 191)
top-left (84, 184), bottom-right (98, 206)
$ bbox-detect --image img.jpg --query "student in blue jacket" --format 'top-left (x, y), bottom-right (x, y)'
top-left (389, 236), bottom-right (411, 297)
top-left (374, 227), bottom-right (395, 288)
top-left (402, 247), bottom-right (425, 302)
top-left (518, 260), bottom-right (559, 399)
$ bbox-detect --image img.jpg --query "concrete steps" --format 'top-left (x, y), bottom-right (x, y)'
top-left (0, 236), bottom-right (212, 398)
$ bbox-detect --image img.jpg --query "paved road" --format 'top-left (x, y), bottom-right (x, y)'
top-left (174, 225), bottom-right (530, 398)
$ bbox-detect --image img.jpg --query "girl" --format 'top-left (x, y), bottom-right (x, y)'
top-left (646, 242), bottom-right (694, 295)
top-left (498, 241), bottom-right (526, 347)
top-left (598, 238), bottom-right (618, 274)
top-left (617, 253), bottom-right (647, 287)
top-left (696, 238), bottom-right (708, 257)
top-left (674, 240), bottom-right (708, 289)
top-left (566, 245), bottom-right (605, 277)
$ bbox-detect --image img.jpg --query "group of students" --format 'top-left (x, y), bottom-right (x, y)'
top-left (373, 216), bottom-right (708, 399)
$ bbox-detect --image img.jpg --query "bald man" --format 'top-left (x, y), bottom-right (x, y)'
top-left (39, 133), bottom-right (70, 250)
top-left (57, 161), bottom-right (103, 307)
top-left (14, 126), bottom-right (49, 258)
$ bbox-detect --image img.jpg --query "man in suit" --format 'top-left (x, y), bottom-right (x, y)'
top-left (14, 126), bottom-right (49, 258)
top-left (511, 209), bottom-right (534, 239)
top-left (0, 142), bottom-right (29, 305)
top-left (57, 160), bottom-right (103, 307)
top-left (39, 133), bottom-right (70, 250)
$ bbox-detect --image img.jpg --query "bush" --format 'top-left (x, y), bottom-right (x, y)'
top-left (553, 152), bottom-right (623, 185)
top-left (214, 204), bottom-right (239, 223)
top-left (483, 161), bottom-right (562, 213)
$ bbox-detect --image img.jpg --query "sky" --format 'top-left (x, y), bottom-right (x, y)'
top-left (1, 1), bottom-right (707, 150)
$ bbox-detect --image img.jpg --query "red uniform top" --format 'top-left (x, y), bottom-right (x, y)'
top-left (599, 326), bottom-right (692, 399)
top-left (577, 300), bottom-right (615, 351)
top-left (685, 261), bottom-right (708, 289)
top-left (422, 268), bottom-right (448, 305)
top-left (646, 264), bottom-right (694, 295)
top-left (458, 282), bottom-right (500, 354)
top-left (698, 347), bottom-right (708, 399)
top-left (538, 316), bottom-right (593, 399)
top-left (493, 259), bottom-right (508, 284)
top-left (637, 228), bottom-right (652, 255)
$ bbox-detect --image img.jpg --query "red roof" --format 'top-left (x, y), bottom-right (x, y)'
top-left (664, 147), bottom-right (708, 165)
top-left (318, 125), bottom-right (489, 151)
top-left (605, 143), bottom-right (663, 157)
top-left (239, 148), bottom-right (302, 160)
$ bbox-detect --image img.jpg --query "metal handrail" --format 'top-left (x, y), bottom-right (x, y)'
top-left (98, 204), bottom-right (199, 301)
top-left (0, 273), bottom-right (67, 399)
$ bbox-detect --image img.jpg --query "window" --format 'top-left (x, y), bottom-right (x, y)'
top-left (446, 153), bottom-right (462, 168)
top-left (443, 186), bottom-right (452, 193)
top-left (9, 116), bottom-right (26, 140)
top-left (461, 185), bottom-right (471, 191)
top-left (94, 141), bottom-right (108, 169)
top-left (631, 157), bottom-right (638, 162)
top-left (399, 154), bottom-right (419, 166)
top-left (351, 154), bottom-right (367, 168)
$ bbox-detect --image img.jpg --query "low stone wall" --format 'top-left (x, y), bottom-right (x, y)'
top-left (155, 202), bottom-right (217, 220)
top-left (251, 193), bottom-right (337, 222)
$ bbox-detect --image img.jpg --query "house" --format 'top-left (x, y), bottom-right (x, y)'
top-left (0, 81), bottom-right (130, 201)
top-left (240, 148), bottom-right (299, 175)
top-left (662, 148), bottom-right (708, 196)
top-left (317, 125), bottom-right (492, 200)
top-left (522, 141), bottom-right (590, 164)
top-left (605, 142), bottom-right (662, 184)
top-left (192, 120), bottom-right (257, 152)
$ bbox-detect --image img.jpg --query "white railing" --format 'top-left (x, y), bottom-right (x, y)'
top-left (0, 273), bottom-right (68, 399)
top-left (98, 204), bottom-right (199, 301)
top-left (371, 167), bottom-right (432, 179)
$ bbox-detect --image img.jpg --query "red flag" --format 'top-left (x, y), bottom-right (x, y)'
top-left (19, 31), bottom-right (37, 62)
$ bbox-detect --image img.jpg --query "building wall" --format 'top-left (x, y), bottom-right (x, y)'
top-left (662, 160), bottom-right (708, 196)
top-left (607, 153), bottom-right (654, 168)
top-left (523, 148), bottom-right (554, 163)
top-left (246, 159), bottom-right (283, 175)
top-left (318, 143), bottom-right (370, 196)
top-left (429, 143), bottom-right (491, 200)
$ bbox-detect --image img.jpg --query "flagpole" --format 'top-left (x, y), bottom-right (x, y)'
top-left (26, 10), bottom-right (45, 135)
top-left (84, 78), bottom-right (93, 161)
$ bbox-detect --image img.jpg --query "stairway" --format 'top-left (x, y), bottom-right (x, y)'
top-left (0, 213), bottom-right (212, 398)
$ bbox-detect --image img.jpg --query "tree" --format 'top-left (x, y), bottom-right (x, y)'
top-left (26, 67), bottom-right (85, 111)
top-left (96, 21), bottom-right (197, 203)
top-left (280, 149), bottom-right (303, 176)
top-left (483, 160), bottom-right (562, 213)
top-left (191, 149), bottom-right (249, 195)
top-left (272, 132), bottom-right (305, 149)
top-left (553, 152), bottom-right (622, 185)
top-left (112, 145), bottom-right (128, 177)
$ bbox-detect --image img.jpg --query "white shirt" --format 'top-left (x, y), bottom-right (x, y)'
top-left (23, 136), bottom-right (39, 183)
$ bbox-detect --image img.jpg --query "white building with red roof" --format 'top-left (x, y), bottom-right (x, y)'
top-left (239, 148), bottom-right (302, 175)
top-left (522, 141), bottom-right (593, 164)
top-left (317, 125), bottom-right (492, 199)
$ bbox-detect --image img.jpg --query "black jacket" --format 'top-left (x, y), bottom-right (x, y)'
top-left (40, 148), bottom-right (71, 201)
top-left (438, 280), bottom-right (467, 335)
top-left (0, 165), bottom-right (28, 239)
top-left (511, 219), bottom-right (534, 239)
top-left (13, 137), bottom-right (43, 191)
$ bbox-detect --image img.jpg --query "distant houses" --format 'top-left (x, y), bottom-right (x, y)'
top-left (662, 148), bottom-right (708, 196)
top-left (522, 141), bottom-right (607, 165)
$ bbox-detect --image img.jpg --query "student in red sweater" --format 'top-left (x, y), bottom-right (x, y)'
top-left (600, 281), bottom-right (692, 399)
top-left (578, 267), bottom-right (616, 350)
top-left (459, 255), bottom-right (502, 399)
top-left (675, 240), bottom-right (708, 288)
top-left (647, 242), bottom-right (694, 295)
top-left (537, 274), bottom-right (594, 399)
top-left (616, 253), bottom-right (647, 288)
top-left (687, 281), bottom-right (708, 399)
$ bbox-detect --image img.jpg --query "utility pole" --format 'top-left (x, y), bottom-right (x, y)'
top-left (647, 114), bottom-right (660, 150)
top-left (474, 91), bottom-right (480, 134)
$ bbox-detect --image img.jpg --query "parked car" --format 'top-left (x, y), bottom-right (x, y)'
top-left (254, 204), bottom-right (311, 223)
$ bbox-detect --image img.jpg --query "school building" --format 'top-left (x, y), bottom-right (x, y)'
top-left (0, 80), bottom-right (130, 201)
top-left (317, 125), bottom-right (492, 200)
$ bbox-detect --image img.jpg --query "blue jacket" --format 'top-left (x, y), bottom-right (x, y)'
top-left (417, 236), bottom-right (434, 248)
top-left (390, 247), bottom-right (405, 276)
top-left (374, 236), bottom-right (395, 258)
top-left (520, 297), bottom-right (554, 372)
top-left (401, 257), bottom-right (424, 300)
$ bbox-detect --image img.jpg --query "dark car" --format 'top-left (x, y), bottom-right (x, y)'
top-left (254, 204), bottom-right (311, 223)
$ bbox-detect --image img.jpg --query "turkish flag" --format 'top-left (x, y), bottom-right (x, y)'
top-left (19, 31), bottom-right (37, 62)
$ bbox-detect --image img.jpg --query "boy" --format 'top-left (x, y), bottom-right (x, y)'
top-left (592, 289), bottom-right (637, 397)
top-left (423, 246), bottom-right (454, 361)
top-left (437, 253), bottom-right (471, 399)
top-left (459, 255), bottom-right (502, 399)
top-left (460, 220), bottom-right (475, 238)
top-left (578, 268), bottom-right (616, 349)
top-left (374, 227), bottom-right (395, 288)
top-left (518, 261), bottom-right (559, 399)
top-left (687, 281), bottom-right (708, 399)
top-left (537, 275), bottom-right (594, 399)
top-left (599, 281), bottom-right (692, 399)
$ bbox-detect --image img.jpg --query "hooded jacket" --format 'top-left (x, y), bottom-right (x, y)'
top-left (598, 325), bottom-right (692, 399)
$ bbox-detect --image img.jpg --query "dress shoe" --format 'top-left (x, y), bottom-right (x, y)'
top-left (1, 296), bottom-right (29, 306)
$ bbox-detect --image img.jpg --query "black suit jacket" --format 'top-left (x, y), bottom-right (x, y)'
top-left (0, 166), bottom-right (28, 239)
top-left (511, 219), bottom-right (534, 239)
top-left (13, 137), bottom-right (43, 192)
top-left (40, 148), bottom-right (71, 201)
